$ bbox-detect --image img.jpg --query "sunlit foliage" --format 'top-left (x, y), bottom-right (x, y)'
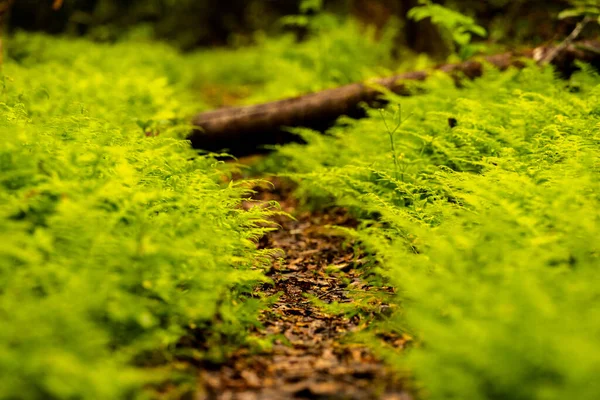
top-left (0, 34), bottom-right (279, 398)
top-left (276, 65), bottom-right (600, 400)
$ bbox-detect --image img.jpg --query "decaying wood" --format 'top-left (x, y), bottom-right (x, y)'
top-left (190, 40), bottom-right (600, 155)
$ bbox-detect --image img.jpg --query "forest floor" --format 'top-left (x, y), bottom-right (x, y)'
top-left (197, 179), bottom-right (411, 400)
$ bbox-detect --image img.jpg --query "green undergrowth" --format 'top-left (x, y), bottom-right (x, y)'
top-left (272, 64), bottom-right (600, 399)
top-left (191, 17), bottom-right (417, 107)
top-left (0, 23), bottom-right (419, 397)
top-left (0, 34), bottom-right (286, 399)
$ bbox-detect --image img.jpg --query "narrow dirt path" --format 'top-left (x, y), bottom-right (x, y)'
top-left (198, 180), bottom-right (410, 400)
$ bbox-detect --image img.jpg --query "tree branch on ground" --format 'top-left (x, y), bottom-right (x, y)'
top-left (191, 40), bottom-right (600, 155)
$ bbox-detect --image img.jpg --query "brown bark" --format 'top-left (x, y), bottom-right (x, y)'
top-left (190, 40), bottom-right (600, 155)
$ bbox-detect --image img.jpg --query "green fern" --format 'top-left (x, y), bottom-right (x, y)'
top-left (274, 63), bottom-right (600, 400)
top-left (408, 0), bottom-right (487, 60)
top-left (0, 33), bottom-right (280, 399)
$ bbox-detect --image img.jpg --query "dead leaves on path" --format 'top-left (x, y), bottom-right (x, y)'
top-left (198, 180), bottom-right (409, 400)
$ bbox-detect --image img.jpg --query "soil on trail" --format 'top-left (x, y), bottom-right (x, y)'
top-left (198, 180), bottom-right (410, 400)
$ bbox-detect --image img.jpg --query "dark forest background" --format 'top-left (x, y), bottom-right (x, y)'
top-left (9, 0), bottom-right (575, 56)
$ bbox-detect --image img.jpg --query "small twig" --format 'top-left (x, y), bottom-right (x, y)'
top-left (575, 43), bottom-right (600, 55)
top-left (315, 288), bottom-right (346, 300)
top-left (538, 16), bottom-right (593, 65)
top-left (300, 288), bottom-right (346, 304)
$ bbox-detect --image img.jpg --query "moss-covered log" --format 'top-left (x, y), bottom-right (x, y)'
top-left (190, 40), bottom-right (600, 155)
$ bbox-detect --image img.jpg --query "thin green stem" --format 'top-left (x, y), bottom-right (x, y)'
top-left (380, 105), bottom-right (412, 182)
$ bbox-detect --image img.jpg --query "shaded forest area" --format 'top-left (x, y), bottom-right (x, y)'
top-left (9, 0), bottom-right (579, 53)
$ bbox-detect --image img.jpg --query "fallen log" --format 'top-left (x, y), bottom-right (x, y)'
top-left (190, 40), bottom-right (600, 156)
